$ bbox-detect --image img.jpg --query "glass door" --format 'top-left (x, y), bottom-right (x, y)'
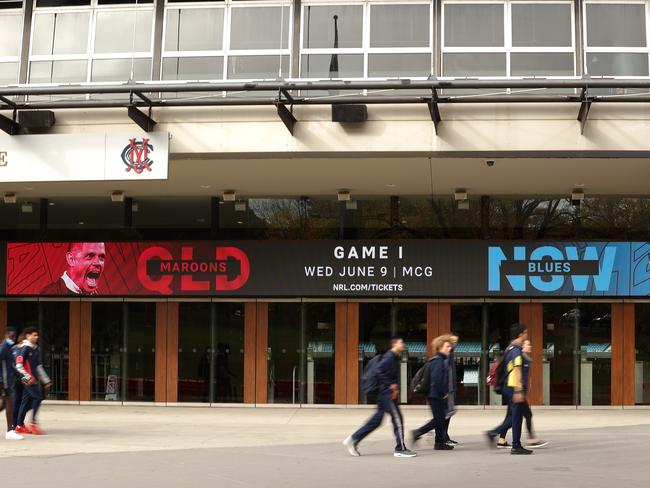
top-left (267, 303), bottom-right (301, 404)
top-left (543, 302), bottom-right (578, 405)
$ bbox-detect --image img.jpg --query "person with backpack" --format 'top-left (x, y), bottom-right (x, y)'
top-left (485, 323), bottom-right (532, 455)
top-left (443, 332), bottom-right (459, 446)
top-left (497, 339), bottom-right (547, 449)
top-left (0, 327), bottom-right (22, 440)
top-left (410, 335), bottom-right (454, 451)
top-left (343, 336), bottom-right (416, 458)
top-left (15, 327), bottom-right (51, 435)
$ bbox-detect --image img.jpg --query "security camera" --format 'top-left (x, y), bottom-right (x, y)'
top-left (485, 160), bottom-right (496, 167)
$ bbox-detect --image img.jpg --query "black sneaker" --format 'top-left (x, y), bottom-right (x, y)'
top-left (434, 443), bottom-right (454, 450)
top-left (511, 447), bottom-right (533, 455)
top-left (526, 440), bottom-right (548, 449)
top-left (485, 431), bottom-right (498, 449)
top-left (446, 439), bottom-right (459, 445)
top-left (394, 448), bottom-right (417, 458)
top-left (497, 441), bottom-right (511, 449)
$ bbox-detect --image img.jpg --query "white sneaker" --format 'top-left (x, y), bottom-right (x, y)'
top-left (342, 436), bottom-right (360, 457)
top-left (5, 430), bottom-right (23, 440)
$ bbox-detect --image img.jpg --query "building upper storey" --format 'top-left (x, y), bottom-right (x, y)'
top-left (2, 0), bottom-right (650, 86)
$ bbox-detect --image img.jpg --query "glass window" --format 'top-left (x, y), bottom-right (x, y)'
top-left (32, 12), bottom-right (90, 55)
top-left (0, 61), bottom-right (19, 84)
top-left (512, 3), bottom-right (572, 47)
top-left (304, 303), bottom-right (335, 404)
top-left (444, 3), bottom-right (504, 47)
top-left (0, 12), bottom-right (23, 57)
top-left (511, 53), bottom-right (575, 77)
top-left (301, 53), bottom-right (363, 78)
top-left (91, 301), bottom-right (156, 402)
top-left (90, 58), bottom-right (151, 82)
top-left (29, 60), bottom-right (88, 83)
top-left (165, 8), bottom-right (224, 52)
top-left (303, 5), bottom-right (362, 49)
top-left (578, 303), bottom-right (611, 406)
top-left (91, 302), bottom-right (124, 401)
top-left (368, 53), bottom-right (431, 78)
top-left (124, 302), bottom-right (155, 402)
top-left (635, 304), bottom-right (650, 405)
top-left (358, 302), bottom-right (392, 404)
top-left (450, 303), bottom-right (484, 405)
top-left (486, 303), bottom-right (518, 405)
top-left (94, 9), bottom-right (153, 53)
top-left (543, 303), bottom-right (577, 405)
top-left (162, 56), bottom-right (223, 80)
top-left (443, 53), bottom-right (507, 77)
top-left (586, 3), bottom-right (646, 47)
top-left (47, 197), bottom-right (124, 229)
top-left (133, 197), bottom-right (211, 229)
top-left (586, 52), bottom-right (649, 77)
top-left (369, 4), bottom-right (429, 48)
top-left (227, 54), bottom-right (289, 79)
top-left (39, 302), bottom-right (70, 400)
top-left (230, 6), bottom-right (290, 50)
top-left (177, 302), bottom-right (245, 404)
top-left (396, 303), bottom-right (427, 405)
top-left (268, 303), bottom-right (301, 404)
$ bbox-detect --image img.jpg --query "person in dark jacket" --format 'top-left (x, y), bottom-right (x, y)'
top-left (443, 332), bottom-right (459, 445)
top-left (343, 336), bottom-right (416, 457)
top-left (411, 335), bottom-right (454, 451)
top-left (15, 327), bottom-right (51, 435)
top-left (0, 327), bottom-right (22, 440)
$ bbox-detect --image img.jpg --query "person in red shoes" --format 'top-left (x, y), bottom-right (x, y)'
top-left (14, 328), bottom-right (51, 435)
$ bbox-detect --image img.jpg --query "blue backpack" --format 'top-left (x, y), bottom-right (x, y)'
top-left (361, 354), bottom-right (383, 394)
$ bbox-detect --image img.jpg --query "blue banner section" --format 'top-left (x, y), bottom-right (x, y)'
top-left (487, 242), bottom-right (650, 297)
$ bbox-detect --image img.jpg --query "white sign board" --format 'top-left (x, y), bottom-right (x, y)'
top-left (0, 132), bottom-right (169, 182)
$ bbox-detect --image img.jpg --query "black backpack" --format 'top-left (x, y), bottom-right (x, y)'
top-left (410, 357), bottom-right (438, 396)
top-left (490, 347), bottom-right (513, 395)
top-left (361, 354), bottom-right (383, 395)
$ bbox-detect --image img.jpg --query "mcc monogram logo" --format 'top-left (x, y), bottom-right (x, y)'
top-left (121, 138), bottom-right (154, 174)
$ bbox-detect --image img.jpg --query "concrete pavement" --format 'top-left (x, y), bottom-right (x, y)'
top-left (1, 405), bottom-right (649, 487)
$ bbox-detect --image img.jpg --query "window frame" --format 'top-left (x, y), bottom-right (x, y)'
top-left (161, 0), bottom-right (293, 82)
top-left (440, 0), bottom-right (576, 79)
top-left (28, 0), bottom-right (155, 85)
top-left (583, 0), bottom-right (650, 78)
top-left (299, 0), bottom-right (433, 80)
top-left (0, 3), bottom-right (24, 84)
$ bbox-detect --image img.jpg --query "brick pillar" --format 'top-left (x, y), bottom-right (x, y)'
top-left (79, 302), bottom-right (92, 401)
top-left (154, 303), bottom-right (168, 403)
top-left (612, 303), bottom-right (635, 406)
top-left (255, 302), bottom-right (269, 404)
top-left (166, 302), bottom-right (179, 403)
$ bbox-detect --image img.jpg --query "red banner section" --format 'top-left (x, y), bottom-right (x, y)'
top-left (6, 242), bottom-right (250, 296)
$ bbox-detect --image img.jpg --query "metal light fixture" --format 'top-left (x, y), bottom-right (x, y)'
top-left (337, 189), bottom-right (351, 201)
top-left (111, 191), bottom-right (125, 202)
top-left (223, 190), bottom-right (237, 202)
top-left (3, 192), bottom-right (16, 204)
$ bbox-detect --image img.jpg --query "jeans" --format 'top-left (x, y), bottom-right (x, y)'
top-left (17, 384), bottom-right (42, 427)
top-left (413, 397), bottom-right (447, 444)
top-left (352, 390), bottom-right (406, 451)
top-left (491, 387), bottom-right (524, 449)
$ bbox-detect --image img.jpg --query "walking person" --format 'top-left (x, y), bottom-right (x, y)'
top-left (411, 335), bottom-right (455, 451)
top-left (343, 336), bottom-right (416, 457)
top-left (0, 327), bottom-right (22, 440)
top-left (15, 327), bottom-right (51, 435)
top-left (486, 323), bottom-right (532, 455)
top-left (11, 331), bottom-right (25, 432)
top-left (443, 332), bottom-right (459, 445)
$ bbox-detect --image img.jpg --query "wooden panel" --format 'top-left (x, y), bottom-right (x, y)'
top-left (0, 300), bottom-right (6, 336)
top-left (154, 302), bottom-right (168, 403)
top-left (346, 302), bottom-right (359, 405)
top-left (438, 303), bottom-right (451, 335)
top-left (521, 303), bottom-right (544, 406)
top-left (243, 302), bottom-right (257, 404)
top-left (623, 303), bottom-right (636, 406)
top-left (166, 302), bottom-right (179, 403)
top-left (426, 302), bottom-right (439, 358)
top-left (67, 301), bottom-right (81, 401)
top-left (255, 302), bottom-right (269, 404)
top-left (610, 303), bottom-right (624, 405)
top-left (334, 302), bottom-right (348, 404)
top-left (79, 302), bottom-right (92, 402)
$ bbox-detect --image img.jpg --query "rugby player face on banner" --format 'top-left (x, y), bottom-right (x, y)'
top-left (66, 242), bottom-right (106, 293)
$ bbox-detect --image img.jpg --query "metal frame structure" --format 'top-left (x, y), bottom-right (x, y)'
top-left (1, 77), bottom-right (650, 134)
